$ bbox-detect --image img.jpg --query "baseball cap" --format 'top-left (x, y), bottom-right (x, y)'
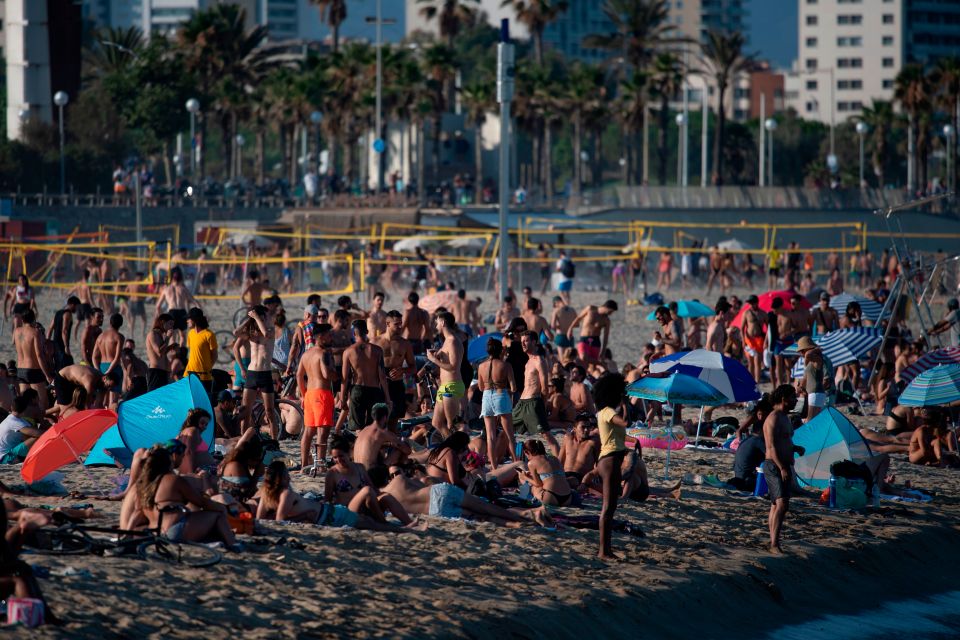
top-left (819, 291), bottom-right (830, 301)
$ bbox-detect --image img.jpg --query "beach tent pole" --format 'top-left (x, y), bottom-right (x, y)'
top-left (694, 405), bottom-right (705, 447)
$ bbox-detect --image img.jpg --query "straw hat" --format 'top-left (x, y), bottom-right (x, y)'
top-left (796, 336), bottom-right (818, 353)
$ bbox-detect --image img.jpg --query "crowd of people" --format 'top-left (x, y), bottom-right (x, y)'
top-left (1, 234), bottom-right (959, 577)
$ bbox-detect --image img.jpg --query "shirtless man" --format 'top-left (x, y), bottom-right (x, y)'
top-left (512, 331), bottom-right (559, 450)
top-left (653, 305), bottom-right (683, 359)
top-left (48, 296), bottom-right (79, 369)
top-left (53, 363), bottom-right (104, 411)
top-left (705, 301), bottom-right (731, 352)
top-left (374, 311), bottom-right (415, 428)
top-left (13, 309), bottom-right (53, 411)
top-left (567, 300), bottom-right (618, 364)
top-left (762, 384), bottom-right (798, 554)
top-left (495, 296), bottom-right (521, 331)
top-left (811, 292), bottom-right (840, 335)
top-left (401, 291), bottom-right (432, 355)
top-left (92, 313), bottom-right (126, 408)
top-left (281, 246), bottom-right (294, 294)
top-left (567, 364), bottom-right (596, 414)
top-left (155, 267), bottom-right (198, 343)
top-left (238, 305), bottom-right (279, 438)
top-left (452, 289), bottom-right (481, 337)
top-left (127, 273), bottom-right (148, 340)
top-left (427, 312), bottom-right (464, 438)
top-left (241, 270), bottom-right (266, 308)
top-left (119, 348), bottom-right (148, 401)
top-left (741, 294), bottom-right (765, 384)
top-left (67, 270), bottom-right (95, 342)
top-left (521, 298), bottom-right (553, 342)
top-left (787, 294), bottom-right (811, 339)
top-left (366, 292), bottom-right (387, 338)
top-left (545, 378), bottom-right (576, 431)
top-left (550, 296), bottom-right (577, 360)
top-left (341, 320), bottom-right (390, 433)
top-left (296, 323), bottom-right (337, 471)
top-left (146, 313), bottom-right (177, 391)
top-left (559, 418), bottom-right (598, 486)
top-left (353, 403), bottom-right (411, 470)
top-left (706, 247), bottom-right (723, 295)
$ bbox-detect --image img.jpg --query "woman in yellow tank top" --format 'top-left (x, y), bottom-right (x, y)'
top-left (592, 373), bottom-right (629, 560)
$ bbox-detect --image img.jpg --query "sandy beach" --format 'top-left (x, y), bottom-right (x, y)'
top-left (3, 281), bottom-right (960, 638)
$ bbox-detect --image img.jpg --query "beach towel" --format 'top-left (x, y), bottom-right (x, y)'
top-left (880, 490), bottom-right (932, 503)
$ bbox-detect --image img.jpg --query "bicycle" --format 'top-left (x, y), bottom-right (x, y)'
top-left (215, 329), bottom-right (236, 365)
top-left (248, 371), bottom-right (303, 441)
top-left (23, 509), bottom-right (223, 568)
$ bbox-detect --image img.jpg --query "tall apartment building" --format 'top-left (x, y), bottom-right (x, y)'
top-left (791, 0), bottom-right (960, 124)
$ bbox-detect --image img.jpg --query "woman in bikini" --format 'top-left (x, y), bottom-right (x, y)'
top-left (423, 431), bottom-right (470, 487)
top-left (656, 252), bottom-right (673, 290)
top-left (136, 445), bottom-right (238, 549)
top-left (177, 408), bottom-right (217, 474)
top-left (477, 338), bottom-right (517, 469)
top-left (324, 438), bottom-right (412, 524)
top-left (258, 460), bottom-right (406, 532)
top-left (518, 440), bottom-right (572, 506)
top-left (217, 435), bottom-right (264, 513)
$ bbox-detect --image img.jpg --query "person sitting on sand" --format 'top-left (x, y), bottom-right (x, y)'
top-left (728, 398), bottom-right (773, 491)
top-left (375, 464), bottom-right (553, 527)
top-left (545, 377), bottom-right (576, 431)
top-left (257, 461), bottom-right (410, 532)
top-left (217, 435), bottom-right (265, 513)
top-left (46, 386), bottom-right (87, 423)
top-left (353, 403), bottom-right (410, 470)
top-left (517, 440), bottom-right (573, 506)
top-left (580, 446), bottom-right (681, 502)
top-left (136, 445), bottom-right (239, 550)
top-left (177, 408), bottom-right (216, 474)
top-left (422, 431), bottom-right (470, 487)
top-left (908, 412), bottom-right (959, 467)
top-left (325, 438), bottom-right (413, 525)
top-left (560, 417), bottom-right (598, 486)
top-left (0, 394), bottom-right (43, 464)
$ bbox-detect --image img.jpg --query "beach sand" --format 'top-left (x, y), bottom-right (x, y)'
top-left (3, 281), bottom-right (959, 638)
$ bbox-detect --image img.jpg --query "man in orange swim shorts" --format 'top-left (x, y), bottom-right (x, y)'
top-left (296, 323), bottom-right (336, 473)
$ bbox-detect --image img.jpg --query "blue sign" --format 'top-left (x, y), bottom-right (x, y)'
top-left (373, 138), bottom-right (386, 154)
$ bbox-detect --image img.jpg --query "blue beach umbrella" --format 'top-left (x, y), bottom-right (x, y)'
top-left (897, 364), bottom-right (960, 407)
top-left (467, 333), bottom-right (503, 365)
top-left (650, 349), bottom-right (760, 403)
top-left (645, 300), bottom-right (714, 320)
top-left (788, 327), bottom-right (883, 378)
top-left (627, 373), bottom-right (726, 475)
top-left (828, 293), bottom-right (885, 323)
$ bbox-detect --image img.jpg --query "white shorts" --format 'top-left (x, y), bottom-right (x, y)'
top-left (808, 392), bottom-right (826, 408)
top-left (480, 389), bottom-right (512, 417)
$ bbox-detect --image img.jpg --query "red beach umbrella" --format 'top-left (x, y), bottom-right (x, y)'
top-left (731, 289), bottom-right (811, 328)
top-left (21, 409), bottom-right (117, 484)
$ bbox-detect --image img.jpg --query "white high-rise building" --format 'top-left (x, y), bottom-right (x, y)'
top-left (792, 0), bottom-right (960, 124)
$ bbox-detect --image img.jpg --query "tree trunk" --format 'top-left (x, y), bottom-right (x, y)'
top-left (288, 124), bottom-right (299, 187)
top-left (220, 114), bottom-right (232, 182)
top-left (162, 139), bottom-right (172, 186)
top-left (343, 129), bottom-right (354, 187)
top-left (417, 122), bottom-right (426, 207)
top-left (713, 84), bottom-right (727, 186)
top-left (229, 111), bottom-right (238, 179)
top-left (333, 24), bottom-right (340, 54)
top-left (543, 119), bottom-right (553, 204)
top-left (256, 124), bottom-right (265, 185)
top-left (534, 31), bottom-right (544, 65)
top-left (531, 129), bottom-right (541, 192)
top-left (572, 114), bottom-right (582, 198)
top-left (279, 122), bottom-right (289, 183)
top-left (621, 129), bottom-right (630, 185)
top-left (474, 118), bottom-right (484, 204)
top-left (593, 129), bottom-right (603, 188)
top-left (657, 95), bottom-right (669, 185)
top-left (633, 130), bottom-right (642, 185)
top-left (432, 116), bottom-right (442, 181)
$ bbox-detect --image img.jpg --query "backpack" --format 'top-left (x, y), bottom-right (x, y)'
top-left (560, 259), bottom-right (575, 279)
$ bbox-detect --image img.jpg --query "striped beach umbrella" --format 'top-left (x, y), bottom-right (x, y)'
top-left (828, 293), bottom-right (885, 323)
top-left (901, 347), bottom-right (960, 384)
top-left (650, 348), bottom-right (761, 403)
top-left (789, 327), bottom-right (883, 377)
top-left (897, 364), bottom-right (960, 407)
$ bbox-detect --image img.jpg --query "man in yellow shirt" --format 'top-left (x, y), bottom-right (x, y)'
top-left (184, 307), bottom-right (218, 394)
top-left (767, 245), bottom-right (782, 289)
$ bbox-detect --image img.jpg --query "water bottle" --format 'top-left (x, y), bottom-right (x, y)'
top-left (872, 484), bottom-right (881, 508)
top-left (828, 476), bottom-right (837, 508)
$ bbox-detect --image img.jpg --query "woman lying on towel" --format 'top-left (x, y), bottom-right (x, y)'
top-left (257, 460), bottom-right (412, 532)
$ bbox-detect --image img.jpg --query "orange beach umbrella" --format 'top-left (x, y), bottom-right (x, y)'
top-left (21, 409), bottom-right (117, 484)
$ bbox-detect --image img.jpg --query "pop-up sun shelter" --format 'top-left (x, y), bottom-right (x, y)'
top-left (792, 407), bottom-right (873, 489)
top-left (85, 375), bottom-right (214, 467)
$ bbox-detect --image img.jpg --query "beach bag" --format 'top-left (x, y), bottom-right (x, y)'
top-left (835, 477), bottom-right (868, 509)
top-left (560, 259), bottom-right (575, 279)
top-left (465, 475), bottom-right (502, 501)
top-left (643, 292), bottom-right (664, 306)
top-left (830, 459), bottom-right (874, 496)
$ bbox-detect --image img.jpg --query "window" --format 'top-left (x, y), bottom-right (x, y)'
top-left (734, 88), bottom-right (750, 99)
top-left (883, 57), bottom-right (894, 67)
top-left (806, 37), bottom-right (818, 47)
top-left (882, 79), bottom-right (894, 89)
top-left (838, 0), bottom-right (862, 3)
top-left (806, 0), bottom-right (817, 3)
top-left (838, 79), bottom-right (863, 90)
top-left (882, 14), bottom-right (894, 24)
top-left (837, 15), bottom-right (863, 25)
top-left (805, 101), bottom-right (816, 113)
top-left (882, 35), bottom-right (894, 46)
top-left (806, 80), bottom-right (818, 90)
top-left (837, 58), bottom-right (863, 68)
top-left (806, 15), bottom-right (818, 26)
top-left (806, 58), bottom-right (818, 70)
top-left (837, 36), bottom-right (862, 47)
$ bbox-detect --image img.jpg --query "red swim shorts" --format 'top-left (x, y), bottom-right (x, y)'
top-left (303, 388), bottom-right (334, 427)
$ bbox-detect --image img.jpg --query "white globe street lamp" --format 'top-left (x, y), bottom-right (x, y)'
top-left (764, 118), bottom-right (778, 187)
top-left (944, 124), bottom-right (955, 192)
top-left (53, 92), bottom-right (69, 194)
top-left (185, 98), bottom-right (200, 180)
top-left (855, 121), bottom-right (869, 187)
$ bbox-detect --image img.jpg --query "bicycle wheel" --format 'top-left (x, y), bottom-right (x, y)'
top-left (26, 529), bottom-right (93, 556)
top-left (137, 539), bottom-right (223, 568)
top-left (232, 307), bottom-right (249, 327)
top-left (215, 330), bottom-right (235, 365)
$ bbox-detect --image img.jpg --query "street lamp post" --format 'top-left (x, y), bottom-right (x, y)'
top-left (310, 111), bottom-right (323, 171)
top-left (944, 124), bottom-right (955, 192)
top-left (496, 20), bottom-right (515, 302)
top-left (235, 134), bottom-right (246, 180)
top-left (856, 121), bottom-right (869, 188)
top-left (675, 113), bottom-right (687, 187)
top-left (53, 91), bottom-right (69, 194)
top-left (764, 118), bottom-right (778, 187)
top-left (366, 1), bottom-right (396, 194)
top-left (185, 98), bottom-right (200, 183)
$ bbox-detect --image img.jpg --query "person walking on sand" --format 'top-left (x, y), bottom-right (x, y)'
top-left (593, 373), bottom-right (629, 560)
top-left (297, 323), bottom-right (337, 472)
top-left (762, 384), bottom-right (798, 554)
top-left (427, 312), bottom-right (464, 438)
top-left (566, 300), bottom-right (618, 365)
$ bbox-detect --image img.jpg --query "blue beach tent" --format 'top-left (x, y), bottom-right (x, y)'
top-left (792, 407), bottom-right (872, 489)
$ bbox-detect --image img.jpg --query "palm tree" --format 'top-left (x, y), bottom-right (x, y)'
top-left (501, 0), bottom-right (569, 64)
top-left (614, 75), bottom-right (646, 185)
top-left (85, 26), bottom-right (145, 79)
top-left (310, 0), bottom-right (348, 53)
top-left (562, 62), bottom-right (606, 196)
top-left (417, 0), bottom-right (478, 111)
top-left (700, 29), bottom-right (755, 186)
top-left (422, 43), bottom-right (457, 181)
top-left (325, 42), bottom-right (376, 186)
top-left (650, 52), bottom-right (683, 185)
top-left (583, 0), bottom-right (678, 72)
top-left (461, 77), bottom-right (496, 203)
top-left (858, 100), bottom-right (895, 188)
top-left (931, 57), bottom-right (960, 189)
top-left (895, 64), bottom-right (931, 194)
